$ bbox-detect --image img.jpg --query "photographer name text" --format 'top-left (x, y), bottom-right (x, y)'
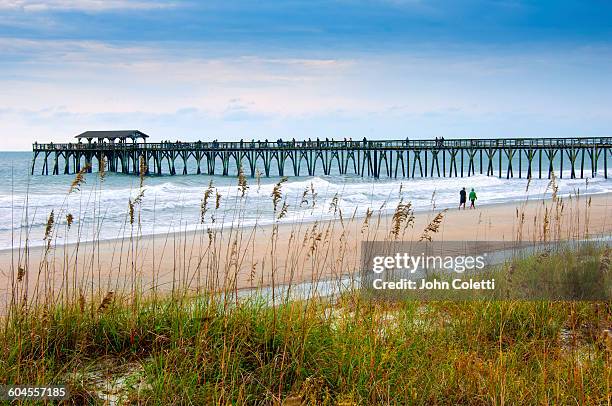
top-left (372, 278), bottom-right (495, 290)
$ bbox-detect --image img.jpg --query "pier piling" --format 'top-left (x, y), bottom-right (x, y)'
top-left (32, 136), bottom-right (611, 180)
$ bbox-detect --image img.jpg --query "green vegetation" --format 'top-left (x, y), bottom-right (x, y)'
top-left (2, 167), bottom-right (610, 404)
top-left (366, 242), bottom-right (612, 301)
top-left (2, 247), bottom-right (611, 404)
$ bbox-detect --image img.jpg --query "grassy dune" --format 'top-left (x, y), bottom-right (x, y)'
top-left (1, 166), bottom-right (611, 404)
top-left (2, 265), bottom-right (611, 404)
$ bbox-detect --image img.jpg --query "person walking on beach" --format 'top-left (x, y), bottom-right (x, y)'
top-left (469, 188), bottom-right (477, 209)
top-left (459, 187), bottom-right (467, 210)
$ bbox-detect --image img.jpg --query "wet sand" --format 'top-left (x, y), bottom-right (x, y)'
top-left (1, 192), bottom-right (610, 307)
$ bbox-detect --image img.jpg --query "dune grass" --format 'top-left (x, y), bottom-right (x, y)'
top-left (1, 166), bottom-right (611, 404)
top-left (1, 273), bottom-right (611, 404)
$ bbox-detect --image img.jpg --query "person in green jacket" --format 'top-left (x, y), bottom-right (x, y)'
top-left (469, 188), bottom-right (477, 209)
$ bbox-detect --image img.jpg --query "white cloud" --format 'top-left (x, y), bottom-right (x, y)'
top-left (1, 39), bottom-right (612, 149)
top-left (0, 39), bottom-right (363, 117)
top-left (0, 0), bottom-right (178, 12)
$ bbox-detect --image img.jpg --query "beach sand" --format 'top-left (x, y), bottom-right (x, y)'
top-left (1, 192), bottom-right (611, 306)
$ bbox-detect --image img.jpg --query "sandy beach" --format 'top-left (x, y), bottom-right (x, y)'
top-left (1, 191), bottom-right (611, 306)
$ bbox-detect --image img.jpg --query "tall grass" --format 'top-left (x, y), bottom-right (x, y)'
top-left (0, 169), bottom-right (610, 404)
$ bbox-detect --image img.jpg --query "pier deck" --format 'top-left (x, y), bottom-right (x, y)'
top-left (32, 137), bottom-right (612, 179)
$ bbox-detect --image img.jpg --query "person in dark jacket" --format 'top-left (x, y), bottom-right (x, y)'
top-left (459, 187), bottom-right (467, 210)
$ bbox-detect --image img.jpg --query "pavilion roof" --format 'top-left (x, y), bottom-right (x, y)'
top-left (75, 130), bottom-right (149, 140)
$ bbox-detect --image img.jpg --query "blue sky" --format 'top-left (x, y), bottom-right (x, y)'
top-left (1, 0), bottom-right (612, 149)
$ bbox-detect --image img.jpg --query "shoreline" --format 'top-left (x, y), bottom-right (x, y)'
top-left (1, 188), bottom-right (610, 254)
top-left (1, 191), bottom-right (611, 305)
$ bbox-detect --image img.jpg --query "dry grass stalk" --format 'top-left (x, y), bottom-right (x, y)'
top-left (419, 209), bottom-right (447, 242)
top-left (390, 201), bottom-right (414, 239)
top-left (44, 210), bottom-right (55, 241)
top-left (256, 169), bottom-right (262, 192)
top-left (139, 156), bottom-right (147, 188)
top-left (128, 199), bottom-right (135, 225)
top-left (99, 155), bottom-right (106, 182)
top-left (238, 167), bottom-right (249, 197)
top-left (207, 228), bottom-right (214, 247)
top-left (200, 181), bottom-right (214, 223)
top-left (79, 291), bottom-right (85, 313)
top-left (310, 182), bottom-right (317, 208)
top-left (215, 191), bottom-right (222, 210)
top-left (300, 187), bottom-right (309, 207)
top-left (98, 291), bottom-right (115, 312)
top-left (66, 213), bottom-right (74, 229)
top-left (68, 164), bottom-right (90, 194)
top-left (278, 200), bottom-right (289, 220)
top-left (542, 207), bottom-right (550, 242)
top-left (584, 196), bottom-right (592, 238)
top-left (554, 198), bottom-right (564, 240)
top-left (272, 177), bottom-right (288, 212)
top-left (548, 171), bottom-right (559, 202)
top-left (361, 208), bottom-right (373, 234)
top-left (516, 208), bottom-right (525, 242)
top-left (17, 266), bottom-right (25, 282)
top-left (302, 224), bottom-right (313, 247)
top-left (249, 262), bottom-right (258, 283)
top-left (133, 189), bottom-right (145, 205)
top-left (329, 193), bottom-right (339, 214)
top-left (308, 229), bottom-right (323, 258)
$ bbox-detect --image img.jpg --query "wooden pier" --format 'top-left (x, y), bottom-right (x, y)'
top-left (32, 131), bottom-right (612, 179)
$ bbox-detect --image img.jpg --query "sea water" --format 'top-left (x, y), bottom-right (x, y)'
top-left (1, 150), bottom-right (611, 250)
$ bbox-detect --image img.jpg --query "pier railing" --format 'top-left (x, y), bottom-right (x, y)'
top-left (33, 137), bottom-right (612, 152)
top-left (32, 136), bottom-right (612, 179)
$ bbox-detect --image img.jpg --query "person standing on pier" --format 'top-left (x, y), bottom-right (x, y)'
top-left (469, 188), bottom-right (477, 209)
top-left (459, 187), bottom-right (467, 210)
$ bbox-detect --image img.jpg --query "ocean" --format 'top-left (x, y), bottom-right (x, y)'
top-left (1, 150), bottom-right (611, 250)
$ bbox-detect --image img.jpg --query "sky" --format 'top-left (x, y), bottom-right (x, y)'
top-left (1, 0), bottom-right (612, 150)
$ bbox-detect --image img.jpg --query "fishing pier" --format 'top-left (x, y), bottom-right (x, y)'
top-left (32, 131), bottom-right (612, 179)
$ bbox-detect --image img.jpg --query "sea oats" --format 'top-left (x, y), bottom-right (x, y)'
top-left (238, 167), bottom-right (248, 197)
top-left (98, 291), bottom-right (115, 312)
top-left (310, 182), bottom-right (318, 208)
top-left (17, 266), bottom-right (25, 282)
top-left (256, 169), bottom-right (262, 192)
top-left (419, 209), bottom-right (447, 242)
top-left (329, 193), bottom-right (339, 214)
top-left (278, 200), bottom-right (289, 220)
top-left (66, 213), bottom-right (74, 229)
top-left (99, 155), bottom-right (106, 182)
top-left (139, 156), bottom-right (147, 188)
top-left (547, 171), bottom-right (558, 202)
top-left (128, 199), bottom-right (135, 225)
top-left (272, 177), bottom-right (288, 212)
top-left (361, 208), bottom-right (373, 234)
top-left (215, 191), bottom-right (222, 210)
top-left (44, 210), bottom-right (55, 241)
top-left (300, 187), bottom-right (309, 207)
top-left (200, 180), bottom-right (214, 223)
top-left (69, 165), bottom-right (90, 194)
top-left (390, 200), bottom-right (414, 239)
